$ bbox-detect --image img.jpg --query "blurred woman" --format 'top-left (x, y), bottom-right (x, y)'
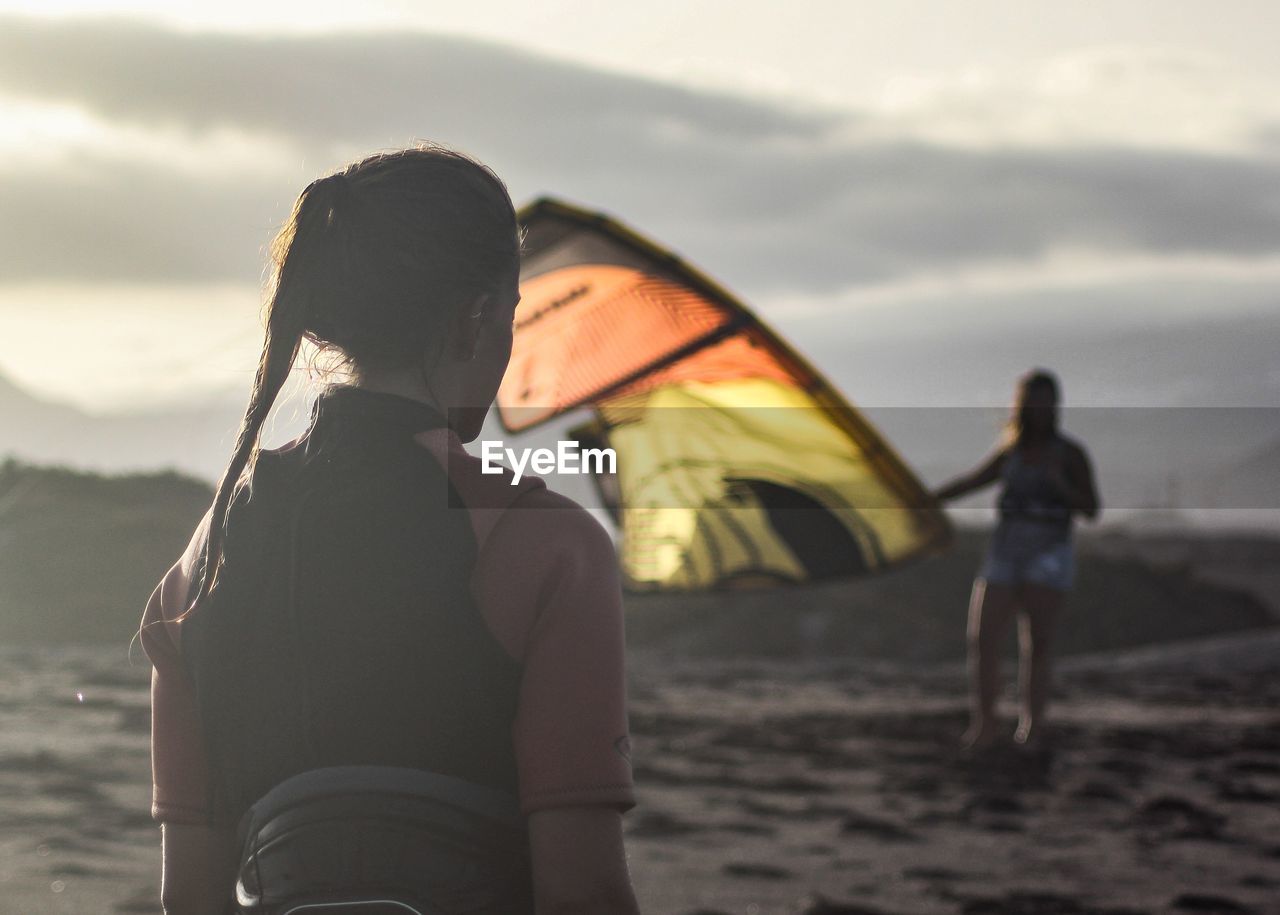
top-left (935, 369), bottom-right (1100, 749)
top-left (138, 145), bottom-right (639, 914)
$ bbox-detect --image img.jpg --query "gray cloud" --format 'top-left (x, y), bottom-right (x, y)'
top-left (2, 15), bottom-right (1279, 292)
top-left (666, 143), bottom-right (1280, 291)
top-left (0, 16), bottom-right (833, 152)
top-left (0, 155), bottom-right (284, 283)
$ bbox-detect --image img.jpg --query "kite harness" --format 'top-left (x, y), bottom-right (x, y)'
top-left (231, 765), bottom-right (531, 914)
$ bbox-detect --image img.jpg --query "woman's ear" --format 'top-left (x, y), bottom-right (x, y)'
top-left (450, 293), bottom-right (490, 362)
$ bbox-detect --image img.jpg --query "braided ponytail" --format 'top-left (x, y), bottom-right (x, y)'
top-left (176, 173), bottom-right (352, 621)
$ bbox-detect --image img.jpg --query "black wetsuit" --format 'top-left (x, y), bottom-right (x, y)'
top-left (179, 386), bottom-right (532, 912)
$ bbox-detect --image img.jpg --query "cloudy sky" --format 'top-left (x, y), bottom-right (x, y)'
top-left (1, 0), bottom-right (1278, 412)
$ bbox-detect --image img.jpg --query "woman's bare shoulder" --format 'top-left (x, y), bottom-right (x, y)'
top-left (503, 488), bottom-right (615, 554)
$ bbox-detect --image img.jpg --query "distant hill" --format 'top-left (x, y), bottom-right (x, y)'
top-left (0, 458), bottom-right (212, 644)
top-left (0, 369), bottom-right (310, 482)
top-left (625, 527), bottom-right (1278, 662)
top-left (1, 457), bottom-right (1274, 658)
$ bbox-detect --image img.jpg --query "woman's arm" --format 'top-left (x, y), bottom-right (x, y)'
top-left (160, 823), bottom-right (240, 915)
top-left (934, 448), bottom-right (1006, 503)
top-left (141, 512), bottom-right (238, 914)
top-left (470, 486), bottom-right (640, 913)
top-left (529, 807), bottom-right (640, 914)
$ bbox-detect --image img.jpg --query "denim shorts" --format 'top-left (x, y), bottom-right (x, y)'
top-left (978, 521), bottom-right (1075, 591)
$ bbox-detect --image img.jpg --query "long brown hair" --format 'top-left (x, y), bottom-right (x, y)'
top-left (176, 144), bottom-right (519, 623)
top-left (1001, 368), bottom-right (1061, 450)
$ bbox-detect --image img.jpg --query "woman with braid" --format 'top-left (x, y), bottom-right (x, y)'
top-left (935, 370), bottom-right (1101, 750)
top-left (139, 146), bottom-right (639, 914)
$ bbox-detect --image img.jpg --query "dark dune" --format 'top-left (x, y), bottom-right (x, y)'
top-left (624, 528), bottom-right (1279, 662)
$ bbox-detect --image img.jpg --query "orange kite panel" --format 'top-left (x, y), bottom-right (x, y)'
top-left (498, 264), bottom-right (737, 430)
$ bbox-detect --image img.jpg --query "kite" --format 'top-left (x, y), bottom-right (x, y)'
top-left (496, 198), bottom-right (951, 591)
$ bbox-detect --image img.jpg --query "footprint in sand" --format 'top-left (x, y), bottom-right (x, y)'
top-left (1171, 893), bottom-right (1256, 913)
top-left (722, 861), bottom-right (793, 880)
top-left (838, 811), bottom-right (919, 842)
top-left (1131, 795), bottom-right (1227, 842)
top-left (1069, 779), bottom-right (1129, 803)
top-left (959, 889), bottom-right (1146, 914)
top-left (794, 895), bottom-right (900, 915)
top-left (625, 809), bottom-right (705, 839)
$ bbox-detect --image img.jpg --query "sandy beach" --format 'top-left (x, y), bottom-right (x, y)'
top-left (2, 629), bottom-right (1277, 915)
top-left (4, 2), bottom-right (1280, 911)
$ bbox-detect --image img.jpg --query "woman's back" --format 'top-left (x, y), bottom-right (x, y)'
top-left (181, 385), bottom-right (522, 828)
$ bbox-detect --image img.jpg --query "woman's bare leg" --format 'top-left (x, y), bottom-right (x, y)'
top-left (963, 578), bottom-right (1019, 748)
top-left (1014, 584), bottom-right (1062, 744)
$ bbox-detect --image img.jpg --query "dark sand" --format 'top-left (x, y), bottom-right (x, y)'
top-left (2, 632), bottom-right (1278, 914)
